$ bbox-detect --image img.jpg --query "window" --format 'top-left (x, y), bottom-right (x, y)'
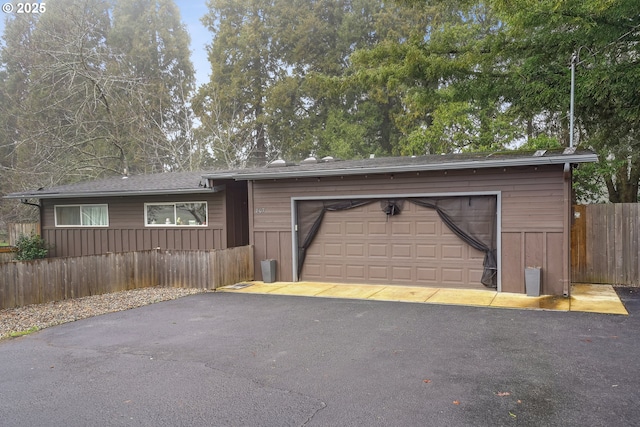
top-left (55, 205), bottom-right (109, 227)
top-left (145, 202), bottom-right (208, 226)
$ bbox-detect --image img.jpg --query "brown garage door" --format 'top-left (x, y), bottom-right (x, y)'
top-left (300, 201), bottom-right (486, 289)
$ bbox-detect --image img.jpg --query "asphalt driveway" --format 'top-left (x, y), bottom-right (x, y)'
top-left (1, 290), bottom-right (639, 426)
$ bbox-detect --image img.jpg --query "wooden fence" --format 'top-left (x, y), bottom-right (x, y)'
top-left (0, 247), bottom-right (16, 263)
top-left (571, 204), bottom-right (640, 285)
top-left (0, 245), bottom-right (254, 309)
top-left (8, 222), bottom-right (40, 246)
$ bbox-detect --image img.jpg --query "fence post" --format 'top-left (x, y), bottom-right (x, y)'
top-left (570, 205), bottom-right (586, 282)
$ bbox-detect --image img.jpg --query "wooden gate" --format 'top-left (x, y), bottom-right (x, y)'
top-left (571, 204), bottom-right (640, 285)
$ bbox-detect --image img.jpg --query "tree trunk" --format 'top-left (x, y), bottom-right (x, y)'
top-left (607, 159), bottom-right (640, 203)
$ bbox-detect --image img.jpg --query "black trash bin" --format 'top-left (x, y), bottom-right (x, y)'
top-left (261, 259), bottom-right (277, 283)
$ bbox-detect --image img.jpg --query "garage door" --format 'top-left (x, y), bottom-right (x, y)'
top-left (300, 201), bottom-right (486, 289)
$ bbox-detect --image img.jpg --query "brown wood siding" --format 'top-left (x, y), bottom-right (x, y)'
top-left (501, 231), bottom-right (565, 295)
top-left (248, 165), bottom-right (569, 294)
top-left (253, 230), bottom-right (292, 282)
top-left (41, 193), bottom-right (226, 257)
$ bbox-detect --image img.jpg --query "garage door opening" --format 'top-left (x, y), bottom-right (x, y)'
top-left (294, 195), bottom-right (497, 289)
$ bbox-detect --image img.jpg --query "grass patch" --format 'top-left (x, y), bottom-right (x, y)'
top-left (9, 326), bottom-right (40, 338)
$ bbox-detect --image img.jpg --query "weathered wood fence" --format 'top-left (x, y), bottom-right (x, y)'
top-left (9, 222), bottom-right (40, 245)
top-left (0, 247), bottom-right (16, 264)
top-left (571, 204), bottom-right (640, 285)
top-left (0, 246), bottom-right (254, 309)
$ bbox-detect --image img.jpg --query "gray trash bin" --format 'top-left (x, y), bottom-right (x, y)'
top-left (261, 259), bottom-right (277, 283)
top-left (525, 267), bottom-right (541, 297)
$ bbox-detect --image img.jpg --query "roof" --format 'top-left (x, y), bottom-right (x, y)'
top-left (5, 171), bottom-right (217, 200)
top-left (204, 149), bottom-right (598, 181)
top-left (5, 149), bottom-right (598, 200)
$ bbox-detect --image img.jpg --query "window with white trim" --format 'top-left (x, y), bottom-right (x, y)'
top-left (145, 202), bottom-right (208, 226)
top-left (55, 204), bottom-right (109, 227)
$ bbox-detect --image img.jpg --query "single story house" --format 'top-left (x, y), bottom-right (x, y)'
top-left (5, 171), bottom-right (249, 257)
top-left (6, 149), bottom-right (598, 296)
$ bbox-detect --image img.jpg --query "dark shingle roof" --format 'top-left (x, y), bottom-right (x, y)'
top-left (204, 149), bottom-right (598, 181)
top-left (5, 149), bottom-right (598, 199)
top-left (5, 171), bottom-right (214, 199)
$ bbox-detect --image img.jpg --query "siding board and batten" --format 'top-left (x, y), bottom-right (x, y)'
top-left (41, 193), bottom-right (227, 258)
top-left (248, 165), bottom-right (570, 295)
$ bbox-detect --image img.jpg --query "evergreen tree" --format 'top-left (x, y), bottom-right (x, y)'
top-left (491, 0), bottom-right (640, 202)
top-left (109, 0), bottom-right (197, 172)
top-left (195, 0), bottom-right (429, 165)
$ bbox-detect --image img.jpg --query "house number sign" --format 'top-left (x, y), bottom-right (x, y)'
top-left (255, 208), bottom-right (266, 214)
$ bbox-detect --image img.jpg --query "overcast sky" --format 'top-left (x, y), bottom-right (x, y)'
top-left (0, 0), bottom-right (212, 87)
top-left (174, 0), bottom-right (210, 87)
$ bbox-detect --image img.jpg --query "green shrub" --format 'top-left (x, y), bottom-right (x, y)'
top-left (14, 233), bottom-right (50, 261)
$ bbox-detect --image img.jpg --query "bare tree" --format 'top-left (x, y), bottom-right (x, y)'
top-left (194, 89), bottom-right (257, 169)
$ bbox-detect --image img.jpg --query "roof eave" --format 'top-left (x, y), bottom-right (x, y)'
top-left (4, 187), bottom-right (221, 200)
top-left (210, 154), bottom-right (598, 181)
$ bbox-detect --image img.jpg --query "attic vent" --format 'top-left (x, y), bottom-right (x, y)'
top-left (267, 159), bottom-right (288, 168)
top-left (533, 150), bottom-right (547, 157)
top-left (563, 147), bottom-right (576, 155)
top-left (321, 156), bottom-right (335, 162)
top-left (301, 156), bottom-right (317, 164)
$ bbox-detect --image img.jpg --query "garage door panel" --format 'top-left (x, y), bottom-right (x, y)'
top-left (442, 268), bottom-right (464, 283)
top-left (442, 245), bottom-right (464, 259)
top-left (300, 200), bottom-right (488, 289)
top-left (417, 244), bottom-right (437, 258)
top-left (325, 264), bottom-right (344, 278)
top-left (417, 267), bottom-right (437, 282)
top-left (323, 222), bottom-right (342, 235)
top-left (416, 221), bottom-right (437, 235)
top-left (368, 265), bottom-right (389, 280)
top-left (346, 265), bottom-right (365, 280)
top-left (469, 247), bottom-right (485, 260)
top-left (367, 221), bottom-right (387, 235)
top-left (307, 244), bottom-right (322, 256)
top-left (392, 244), bottom-right (412, 258)
top-left (469, 268), bottom-right (484, 283)
top-left (442, 227), bottom-right (457, 237)
top-left (346, 243), bottom-right (364, 256)
top-left (368, 243), bottom-right (388, 257)
top-left (392, 266), bottom-right (413, 281)
top-left (345, 222), bottom-right (364, 235)
top-left (324, 243), bottom-right (343, 256)
top-left (391, 222), bottom-right (412, 235)
top-left (304, 263), bottom-right (322, 277)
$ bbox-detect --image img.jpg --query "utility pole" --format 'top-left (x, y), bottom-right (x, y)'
top-left (569, 52), bottom-right (577, 148)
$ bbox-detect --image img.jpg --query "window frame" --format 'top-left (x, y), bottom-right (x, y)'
top-left (54, 204), bottom-right (109, 227)
top-left (144, 201), bottom-right (208, 227)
